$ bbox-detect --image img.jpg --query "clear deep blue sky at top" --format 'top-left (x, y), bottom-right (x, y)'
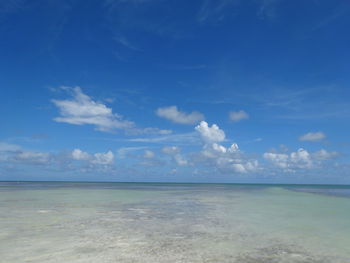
top-left (0, 0), bottom-right (349, 183)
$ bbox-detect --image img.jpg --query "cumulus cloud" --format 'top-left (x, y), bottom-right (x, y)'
top-left (195, 121), bottom-right (225, 143)
top-left (263, 152), bottom-right (289, 169)
top-left (72, 149), bottom-right (91, 161)
top-left (313, 149), bottom-right (339, 160)
top-left (229, 110), bottom-right (249, 123)
top-left (299, 132), bottom-right (326, 142)
top-left (156, 106), bottom-right (204, 125)
top-left (263, 148), bottom-right (313, 170)
top-left (263, 148), bottom-right (339, 171)
top-left (0, 141), bottom-right (118, 172)
top-left (202, 142), bottom-right (239, 157)
top-left (228, 143), bottom-right (239, 153)
top-left (92, 151), bottom-right (114, 165)
top-left (207, 143), bottom-right (227, 155)
top-left (199, 142), bottom-right (258, 173)
top-left (193, 122), bottom-right (258, 173)
top-left (162, 146), bottom-right (187, 166)
top-left (71, 149), bottom-right (114, 165)
top-left (290, 148), bottom-right (313, 169)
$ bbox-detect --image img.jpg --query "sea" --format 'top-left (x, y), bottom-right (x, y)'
top-left (0, 182), bottom-right (350, 262)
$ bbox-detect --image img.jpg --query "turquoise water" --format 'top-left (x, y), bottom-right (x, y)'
top-left (1, 182), bottom-right (350, 262)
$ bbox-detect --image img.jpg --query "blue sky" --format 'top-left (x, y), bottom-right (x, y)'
top-left (0, 0), bottom-right (349, 183)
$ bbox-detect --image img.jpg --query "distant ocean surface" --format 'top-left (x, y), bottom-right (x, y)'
top-left (1, 182), bottom-right (350, 262)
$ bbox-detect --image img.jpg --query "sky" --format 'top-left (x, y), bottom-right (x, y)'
top-left (0, 0), bottom-right (350, 183)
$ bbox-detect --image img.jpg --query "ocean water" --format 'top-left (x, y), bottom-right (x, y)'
top-left (0, 182), bottom-right (350, 263)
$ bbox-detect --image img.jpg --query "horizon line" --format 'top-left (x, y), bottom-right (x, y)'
top-left (1, 180), bottom-right (350, 187)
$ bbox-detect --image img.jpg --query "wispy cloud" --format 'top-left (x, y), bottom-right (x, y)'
top-left (229, 110), bottom-right (249, 123)
top-left (116, 146), bottom-right (148, 158)
top-left (225, 85), bottom-right (350, 121)
top-left (257, 0), bottom-right (282, 20)
top-left (0, 142), bottom-right (21, 152)
top-left (14, 151), bottom-right (51, 165)
top-left (128, 132), bottom-right (200, 145)
top-left (113, 35), bottom-right (142, 51)
top-left (299, 132), bottom-right (326, 142)
top-left (162, 64), bottom-right (208, 70)
top-left (197, 0), bottom-right (238, 23)
top-left (0, 0), bottom-right (25, 18)
top-left (311, 3), bottom-right (350, 31)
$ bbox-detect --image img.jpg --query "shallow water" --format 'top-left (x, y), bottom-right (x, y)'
top-left (0, 182), bottom-right (350, 263)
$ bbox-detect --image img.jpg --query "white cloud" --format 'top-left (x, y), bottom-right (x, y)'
top-left (212, 146), bottom-right (259, 173)
top-left (231, 163), bottom-right (247, 173)
top-left (71, 149), bottom-right (114, 165)
top-left (217, 156), bottom-right (258, 173)
top-left (195, 121), bottom-right (225, 143)
top-left (156, 106), bottom-right (204, 125)
top-left (201, 142), bottom-right (239, 158)
top-left (228, 143), bottom-right (239, 153)
top-left (143, 150), bottom-right (155, 159)
top-left (263, 152), bottom-right (289, 169)
top-left (211, 143), bottom-right (227, 154)
top-left (299, 132), bottom-right (326, 142)
top-left (0, 142), bottom-right (119, 171)
top-left (263, 148), bottom-right (337, 170)
top-left (14, 151), bottom-right (51, 165)
top-left (313, 149), bottom-right (339, 161)
top-left (72, 149), bottom-right (91, 161)
top-left (199, 142), bottom-right (258, 173)
top-left (0, 142), bottom-right (21, 152)
top-left (92, 151), bottom-right (114, 165)
top-left (290, 148), bottom-right (313, 169)
top-left (0, 142), bottom-right (51, 165)
top-left (162, 146), bottom-right (187, 166)
top-left (129, 132), bottom-right (200, 145)
top-left (229, 110), bottom-right (249, 123)
top-left (162, 146), bottom-right (180, 155)
top-left (141, 128), bottom-right (172, 135)
top-left (52, 87), bottom-right (169, 135)
top-left (116, 147), bottom-right (147, 158)
top-left (52, 87), bottom-right (135, 132)
top-left (193, 121), bottom-right (257, 173)
top-left (173, 154), bottom-right (188, 166)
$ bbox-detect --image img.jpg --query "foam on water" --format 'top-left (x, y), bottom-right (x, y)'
top-left (0, 182), bottom-right (349, 262)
